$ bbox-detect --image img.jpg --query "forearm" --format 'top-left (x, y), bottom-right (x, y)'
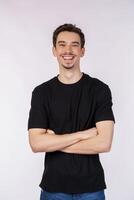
top-left (61, 135), bottom-right (106, 154)
top-left (29, 127), bottom-right (97, 153)
top-left (30, 131), bottom-right (82, 153)
top-left (61, 121), bottom-right (114, 155)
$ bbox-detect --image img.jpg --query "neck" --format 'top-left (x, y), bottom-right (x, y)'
top-left (58, 68), bottom-right (83, 84)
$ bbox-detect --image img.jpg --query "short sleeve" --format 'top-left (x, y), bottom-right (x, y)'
top-left (27, 87), bottom-right (49, 130)
top-left (94, 85), bottom-right (115, 123)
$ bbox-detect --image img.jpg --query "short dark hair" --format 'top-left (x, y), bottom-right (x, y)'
top-left (53, 23), bottom-right (85, 48)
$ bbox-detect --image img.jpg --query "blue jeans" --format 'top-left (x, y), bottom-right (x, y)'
top-left (40, 190), bottom-right (105, 200)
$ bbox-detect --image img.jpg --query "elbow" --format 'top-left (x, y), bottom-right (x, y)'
top-left (31, 146), bottom-right (39, 153)
top-left (98, 139), bottom-right (112, 153)
top-left (29, 142), bottom-right (47, 153)
top-left (101, 143), bottom-right (112, 153)
top-left (30, 143), bottom-right (40, 153)
top-left (30, 142), bottom-right (53, 153)
top-left (29, 136), bottom-right (48, 153)
top-left (29, 137), bottom-right (38, 153)
top-left (102, 147), bottom-right (110, 153)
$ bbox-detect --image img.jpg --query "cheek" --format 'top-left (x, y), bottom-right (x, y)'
top-left (53, 51), bottom-right (61, 58)
top-left (56, 49), bottom-right (63, 56)
top-left (78, 50), bottom-right (84, 57)
top-left (53, 47), bottom-right (63, 57)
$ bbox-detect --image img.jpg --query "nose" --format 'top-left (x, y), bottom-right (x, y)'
top-left (65, 45), bottom-right (72, 54)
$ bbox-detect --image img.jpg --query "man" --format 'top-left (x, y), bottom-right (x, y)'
top-left (28, 24), bottom-right (115, 200)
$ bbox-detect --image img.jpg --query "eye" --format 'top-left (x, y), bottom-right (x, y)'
top-left (72, 43), bottom-right (80, 47)
top-left (72, 44), bottom-right (78, 47)
top-left (59, 44), bottom-right (65, 47)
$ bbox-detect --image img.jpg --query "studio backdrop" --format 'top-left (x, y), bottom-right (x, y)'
top-left (0, 0), bottom-right (133, 199)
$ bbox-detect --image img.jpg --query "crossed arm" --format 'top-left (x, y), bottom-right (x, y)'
top-left (61, 121), bottom-right (114, 154)
top-left (28, 120), bottom-right (114, 154)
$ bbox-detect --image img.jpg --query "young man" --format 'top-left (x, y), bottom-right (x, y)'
top-left (28, 24), bottom-right (115, 200)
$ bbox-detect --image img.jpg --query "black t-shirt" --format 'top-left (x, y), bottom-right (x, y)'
top-left (28, 73), bottom-right (115, 193)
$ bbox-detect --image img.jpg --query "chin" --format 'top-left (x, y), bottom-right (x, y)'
top-left (62, 65), bottom-right (75, 69)
top-left (61, 62), bottom-right (76, 69)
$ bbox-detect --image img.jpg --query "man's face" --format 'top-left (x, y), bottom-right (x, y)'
top-left (53, 31), bottom-right (85, 69)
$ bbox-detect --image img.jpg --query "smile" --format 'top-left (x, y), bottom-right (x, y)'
top-left (62, 55), bottom-right (74, 60)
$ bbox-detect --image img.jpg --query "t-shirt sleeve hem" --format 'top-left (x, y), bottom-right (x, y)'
top-left (95, 117), bottom-right (115, 124)
top-left (27, 124), bottom-right (48, 131)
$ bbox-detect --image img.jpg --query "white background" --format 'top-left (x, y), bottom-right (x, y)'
top-left (0, 0), bottom-right (133, 199)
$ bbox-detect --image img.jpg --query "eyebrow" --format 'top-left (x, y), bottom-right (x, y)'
top-left (57, 41), bottom-right (80, 45)
top-left (58, 41), bottom-right (66, 43)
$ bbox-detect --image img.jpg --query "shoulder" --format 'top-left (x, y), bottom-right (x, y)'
top-left (32, 76), bottom-right (56, 94)
top-left (92, 79), bottom-right (112, 103)
top-left (84, 74), bottom-right (112, 97)
top-left (92, 77), bottom-right (109, 90)
top-left (90, 74), bottom-right (111, 91)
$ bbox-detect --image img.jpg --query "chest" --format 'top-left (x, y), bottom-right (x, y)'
top-left (47, 86), bottom-right (96, 126)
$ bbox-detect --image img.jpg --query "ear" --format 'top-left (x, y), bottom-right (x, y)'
top-left (81, 48), bottom-right (85, 57)
top-left (52, 46), bottom-right (57, 57)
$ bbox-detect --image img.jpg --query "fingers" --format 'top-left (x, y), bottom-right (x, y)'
top-left (47, 129), bottom-right (55, 134)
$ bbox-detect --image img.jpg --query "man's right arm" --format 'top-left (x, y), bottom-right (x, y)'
top-left (28, 128), bottom-right (97, 153)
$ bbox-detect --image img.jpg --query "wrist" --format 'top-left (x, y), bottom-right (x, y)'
top-left (70, 131), bottom-right (82, 141)
top-left (75, 131), bottom-right (85, 140)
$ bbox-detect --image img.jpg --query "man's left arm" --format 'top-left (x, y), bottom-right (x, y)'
top-left (60, 120), bottom-right (114, 154)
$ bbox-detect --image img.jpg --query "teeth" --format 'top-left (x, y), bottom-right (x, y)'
top-left (62, 56), bottom-right (74, 60)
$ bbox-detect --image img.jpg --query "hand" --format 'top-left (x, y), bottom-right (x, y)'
top-left (47, 129), bottom-right (55, 135)
top-left (79, 128), bottom-right (97, 140)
